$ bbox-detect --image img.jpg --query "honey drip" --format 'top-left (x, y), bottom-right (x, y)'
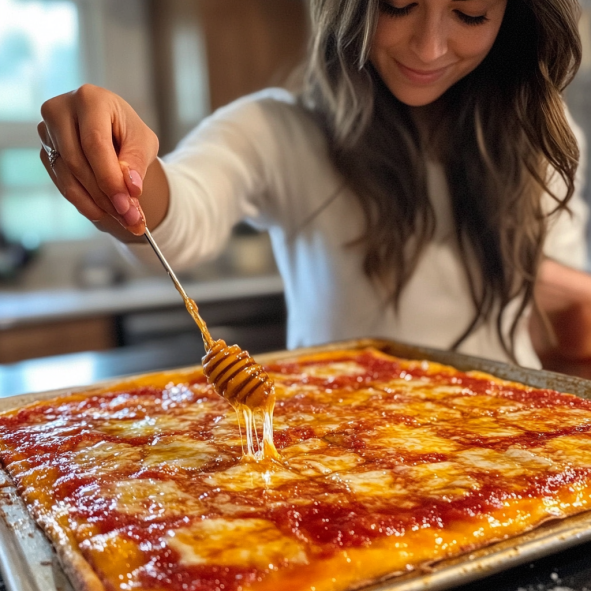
top-left (185, 298), bottom-right (278, 460)
top-left (142, 227), bottom-right (276, 459)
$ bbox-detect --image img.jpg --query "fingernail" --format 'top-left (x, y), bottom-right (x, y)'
top-left (131, 198), bottom-right (146, 224)
top-left (112, 193), bottom-right (131, 215)
top-left (123, 205), bottom-right (141, 226)
top-left (129, 169), bottom-right (143, 191)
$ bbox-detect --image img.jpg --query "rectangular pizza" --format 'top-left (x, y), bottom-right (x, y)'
top-left (0, 345), bottom-right (591, 591)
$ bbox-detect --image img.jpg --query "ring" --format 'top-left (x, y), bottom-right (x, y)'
top-left (46, 147), bottom-right (60, 170)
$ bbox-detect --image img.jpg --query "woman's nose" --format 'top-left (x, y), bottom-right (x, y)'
top-left (410, 16), bottom-right (448, 63)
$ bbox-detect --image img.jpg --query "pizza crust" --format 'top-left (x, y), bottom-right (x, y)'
top-left (5, 480), bottom-right (106, 591)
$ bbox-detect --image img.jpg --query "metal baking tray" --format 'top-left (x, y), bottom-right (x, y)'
top-left (1, 337), bottom-right (591, 591)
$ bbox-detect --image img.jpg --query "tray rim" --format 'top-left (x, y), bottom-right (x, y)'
top-left (0, 337), bottom-right (591, 591)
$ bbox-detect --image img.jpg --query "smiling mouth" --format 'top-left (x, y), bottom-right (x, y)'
top-left (396, 61), bottom-right (450, 84)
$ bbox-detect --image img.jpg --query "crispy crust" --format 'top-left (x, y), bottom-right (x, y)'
top-left (0, 473), bottom-right (105, 591)
top-left (48, 530), bottom-right (105, 591)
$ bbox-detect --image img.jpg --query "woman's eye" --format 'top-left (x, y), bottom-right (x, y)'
top-left (454, 11), bottom-right (489, 25)
top-left (379, 1), bottom-right (417, 17)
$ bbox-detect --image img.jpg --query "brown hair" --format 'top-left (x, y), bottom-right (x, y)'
top-left (302, 0), bottom-right (582, 359)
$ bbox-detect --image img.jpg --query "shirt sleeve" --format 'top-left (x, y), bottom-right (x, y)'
top-left (120, 89), bottom-right (300, 271)
top-left (543, 109), bottom-right (589, 270)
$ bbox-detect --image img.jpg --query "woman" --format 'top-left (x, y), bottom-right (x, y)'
top-left (38, 0), bottom-right (591, 374)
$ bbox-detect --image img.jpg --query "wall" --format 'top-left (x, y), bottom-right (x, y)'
top-left (149, 0), bottom-right (309, 153)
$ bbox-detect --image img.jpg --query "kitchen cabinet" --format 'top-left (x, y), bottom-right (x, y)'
top-left (149, 0), bottom-right (309, 152)
top-left (0, 316), bottom-right (117, 364)
top-left (0, 273), bottom-right (285, 364)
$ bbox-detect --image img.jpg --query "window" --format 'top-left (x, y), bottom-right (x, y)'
top-left (0, 0), bottom-right (96, 245)
top-left (0, 148), bottom-right (93, 245)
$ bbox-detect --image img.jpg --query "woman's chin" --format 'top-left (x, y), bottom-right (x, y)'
top-left (388, 85), bottom-right (449, 107)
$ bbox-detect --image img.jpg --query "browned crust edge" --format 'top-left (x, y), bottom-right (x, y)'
top-left (2, 477), bottom-right (105, 591)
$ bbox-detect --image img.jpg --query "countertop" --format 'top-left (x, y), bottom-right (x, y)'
top-left (0, 273), bottom-right (284, 329)
top-left (0, 231), bottom-right (283, 329)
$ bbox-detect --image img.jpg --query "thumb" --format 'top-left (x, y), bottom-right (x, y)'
top-left (115, 111), bottom-right (159, 198)
top-left (119, 159), bottom-right (145, 199)
top-left (118, 161), bottom-right (147, 236)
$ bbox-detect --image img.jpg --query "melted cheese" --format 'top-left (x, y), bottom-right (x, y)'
top-left (297, 361), bottom-right (366, 379)
top-left (97, 415), bottom-right (192, 437)
top-left (98, 479), bottom-right (202, 518)
top-left (330, 470), bottom-right (407, 497)
top-left (450, 395), bottom-right (524, 411)
top-left (205, 460), bottom-right (303, 491)
top-left (373, 424), bottom-right (460, 453)
top-left (73, 441), bottom-right (141, 475)
top-left (453, 417), bottom-right (523, 437)
top-left (541, 435), bottom-right (591, 466)
top-left (382, 400), bottom-right (464, 423)
top-left (456, 448), bottom-right (555, 477)
top-left (502, 409), bottom-right (591, 432)
top-left (167, 518), bottom-right (308, 569)
top-left (79, 532), bottom-right (143, 588)
top-left (396, 462), bottom-right (479, 498)
top-left (281, 438), bottom-right (327, 457)
top-left (143, 436), bottom-right (220, 470)
top-left (285, 452), bottom-right (363, 476)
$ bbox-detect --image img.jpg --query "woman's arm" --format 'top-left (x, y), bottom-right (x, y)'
top-left (530, 258), bottom-right (591, 377)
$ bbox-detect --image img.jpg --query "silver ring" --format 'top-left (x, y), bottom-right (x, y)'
top-left (46, 147), bottom-right (60, 169)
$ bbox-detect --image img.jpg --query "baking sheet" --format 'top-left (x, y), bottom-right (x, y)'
top-left (0, 337), bottom-right (591, 591)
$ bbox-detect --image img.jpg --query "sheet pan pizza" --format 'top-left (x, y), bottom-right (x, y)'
top-left (1, 346), bottom-right (591, 591)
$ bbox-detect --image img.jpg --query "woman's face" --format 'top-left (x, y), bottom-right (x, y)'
top-left (370, 0), bottom-right (508, 106)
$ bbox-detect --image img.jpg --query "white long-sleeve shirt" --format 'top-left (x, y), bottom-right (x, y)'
top-left (125, 89), bottom-right (589, 367)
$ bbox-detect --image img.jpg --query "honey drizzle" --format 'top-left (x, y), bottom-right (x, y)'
top-left (184, 297), bottom-right (214, 350)
top-left (184, 297), bottom-right (278, 460)
top-left (142, 223), bottom-right (278, 460)
top-left (235, 402), bottom-right (279, 461)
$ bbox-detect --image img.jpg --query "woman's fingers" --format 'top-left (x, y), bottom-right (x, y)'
top-left (41, 91), bottom-right (127, 221)
top-left (39, 117), bottom-right (124, 224)
top-left (74, 85), bottom-right (158, 229)
top-left (38, 85), bottom-right (154, 235)
top-left (75, 92), bottom-right (137, 214)
top-left (39, 144), bottom-right (126, 227)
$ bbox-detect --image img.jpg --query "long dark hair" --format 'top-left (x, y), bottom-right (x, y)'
top-left (302, 0), bottom-right (582, 359)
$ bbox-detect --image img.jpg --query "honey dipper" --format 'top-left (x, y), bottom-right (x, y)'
top-left (144, 228), bottom-right (275, 412)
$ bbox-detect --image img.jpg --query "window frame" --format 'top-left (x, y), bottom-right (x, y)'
top-left (0, 0), bottom-right (157, 245)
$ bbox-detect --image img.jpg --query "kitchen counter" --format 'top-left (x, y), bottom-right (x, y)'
top-left (0, 230), bottom-right (283, 329)
top-left (0, 272), bottom-right (286, 363)
top-left (0, 231), bottom-right (286, 363)
top-left (0, 273), bottom-right (284, 329)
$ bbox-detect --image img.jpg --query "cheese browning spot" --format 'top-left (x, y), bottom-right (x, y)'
top-left (80, 532), bottom-right (144, 587)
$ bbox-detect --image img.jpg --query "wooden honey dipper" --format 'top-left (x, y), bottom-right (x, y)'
top-left (144, 228), bottom-right (275, 413)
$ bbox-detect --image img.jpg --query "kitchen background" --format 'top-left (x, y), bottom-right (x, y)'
top-left (0, 0), bottom-right (589, 395)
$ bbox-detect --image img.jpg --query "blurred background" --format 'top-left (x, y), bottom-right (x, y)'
top-left (0, 0), bottom-right (309, 394)
top-left (0, 0), bottom-right (589, 394)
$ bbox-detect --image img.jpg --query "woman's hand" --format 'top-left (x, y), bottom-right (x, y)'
top-left (38, 84), bottom-right (169, 241)
top-left (530, 258), bottom-right (591, 378)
